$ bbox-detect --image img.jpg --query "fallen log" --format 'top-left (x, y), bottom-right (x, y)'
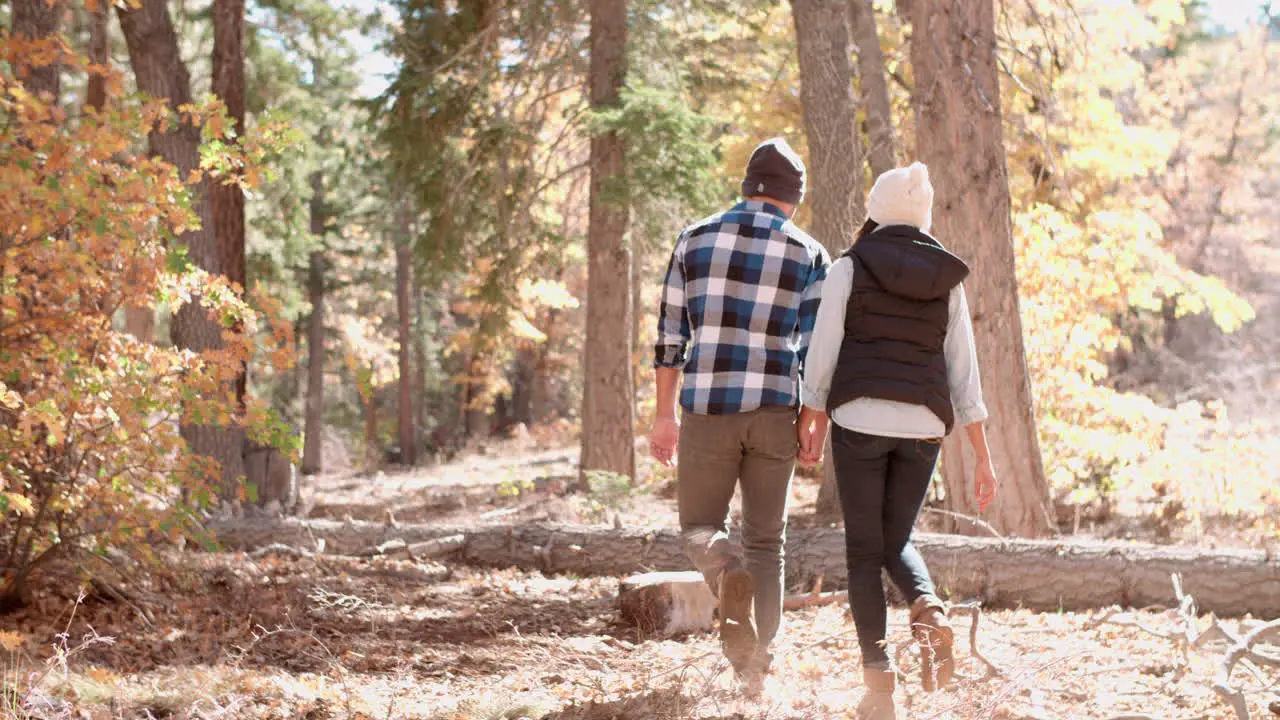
top-left (208, 518), bottom-right (1280, 617)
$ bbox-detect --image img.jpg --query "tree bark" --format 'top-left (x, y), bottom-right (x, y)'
top-left (850, 0), bottom-right (898, 178)
top-left (301, 244), bottom-right (326, 476)
top-left (581, 0), bottom-right (636, 483)
top-left (118, 0), bottom-right (246, 494)
top-left (210, 519), bottom-right (1280, 618)
top-left (84, 0), bottom-right (152, 342)
top-left (395, 237), bottom-right (417, 466)
top-left (790, 0), bottom-right (866, 517)
top-left (908, 0), bottom-right (1053, 537)
top-left (86, 0), bottom-right (108, 111)
top-left (11, 0), bottom-right (61, 102)
top-left (212, 0), bottom-right (247, 397)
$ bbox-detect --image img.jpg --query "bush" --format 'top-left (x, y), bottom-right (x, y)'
top-left (0, 43), bottom-right (291, 610)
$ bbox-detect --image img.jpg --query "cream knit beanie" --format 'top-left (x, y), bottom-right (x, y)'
top-left (866, 161), bottom-right (934, 231)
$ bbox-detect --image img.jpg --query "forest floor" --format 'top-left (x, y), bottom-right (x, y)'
top-left (5, 442), bottom-right (1279, 720)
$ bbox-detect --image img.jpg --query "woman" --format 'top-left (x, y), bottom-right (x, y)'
top-left (797, 162), bottom-right (998, 719)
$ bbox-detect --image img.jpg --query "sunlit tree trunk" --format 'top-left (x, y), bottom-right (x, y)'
top-left (790, 0), bottom-right (865, 517)
top-left (581, 0), bottom-right (636, 483)
top-left (909, 0), bottom-right (1054, 537)
top-left (119, 0), bottom-right (245, 495)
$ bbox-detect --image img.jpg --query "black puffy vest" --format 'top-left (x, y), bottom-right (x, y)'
top-left (826, 226), bottom-right (970, 432)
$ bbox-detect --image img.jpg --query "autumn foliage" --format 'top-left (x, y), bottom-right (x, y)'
top-left (0, 39), bottom-right (291, 610)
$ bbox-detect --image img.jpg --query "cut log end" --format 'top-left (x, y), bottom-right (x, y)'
top-left (618, 571), bottom-right (716, 636)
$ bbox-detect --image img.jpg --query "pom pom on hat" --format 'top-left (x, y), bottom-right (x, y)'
top-left (867, 161), bottom-right (934, 231)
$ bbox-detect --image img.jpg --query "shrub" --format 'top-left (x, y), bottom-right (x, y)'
top-left (0, 41), bottom-right (291, 610)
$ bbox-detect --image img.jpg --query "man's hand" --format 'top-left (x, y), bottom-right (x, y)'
top-left (974, 455), bottom-right (997, 512)
top-left (796, 406), bottom-right (829, 468)
top-left (649, 416), bottom-right (680, 467)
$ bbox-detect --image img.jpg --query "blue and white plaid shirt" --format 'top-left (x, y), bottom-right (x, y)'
top-left (655, 200), bottom-right (830, 415)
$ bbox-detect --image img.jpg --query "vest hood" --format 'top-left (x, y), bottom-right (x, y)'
top-left (850, 226), bottom-right (970, 302)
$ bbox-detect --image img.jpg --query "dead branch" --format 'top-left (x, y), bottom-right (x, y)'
top-left (1215, 619), bottom-right (1280, 720)
top-left (783, 574), bottom-right (842, 610)
top-left (249, 543), bottom-right (316, 559)
top-left (782, 590), bottom-right (846, 610)
top-left (949, 601), bottom-right (1001, 678)
top-left (1100, 715), bottom-right (1208, 720)
top-left (354, 534), bottom-right (467, 560)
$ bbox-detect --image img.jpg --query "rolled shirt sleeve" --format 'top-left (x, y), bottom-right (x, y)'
top-left (800, 255), bottom-right (851, 410)
top-left (654, 236), bottom-right (691, 368)
top-left (945, 283), bottom-right (990, 427)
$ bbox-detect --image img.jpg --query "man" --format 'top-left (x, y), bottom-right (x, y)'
top-left (649, 137), bottom-right (831, 683)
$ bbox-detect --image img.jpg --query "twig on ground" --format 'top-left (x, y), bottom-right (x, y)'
top-left (1090, 573), bottom-right (1279, 720)
top-left (949, 601), bottom-right (1002, 678)
top-left (1215, 618), bottom-right (1280, 720)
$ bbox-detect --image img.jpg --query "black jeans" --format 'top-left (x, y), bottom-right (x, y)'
top-left (831, 425), bottom-right (941, 668)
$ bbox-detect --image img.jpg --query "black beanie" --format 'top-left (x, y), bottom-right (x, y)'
top-left (740, 137), bottom-right (806, 205)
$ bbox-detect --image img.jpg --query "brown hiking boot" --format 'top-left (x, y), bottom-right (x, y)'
top-left (717, 565), bottom-right (757, 674)
top-left (910, 595), bottom-right (955, 691)
top-left (856, 666), bottom-right (898, 720)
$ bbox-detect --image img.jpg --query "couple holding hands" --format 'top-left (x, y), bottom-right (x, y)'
top-left (647, 138), bottom-right (998, 718)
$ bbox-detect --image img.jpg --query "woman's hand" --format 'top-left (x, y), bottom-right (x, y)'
top-left (797, 406), bottom-right (830, 468)
top-left (974, 455), bottom-right (997, 511)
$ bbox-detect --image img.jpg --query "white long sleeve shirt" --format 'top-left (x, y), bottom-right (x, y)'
top-left (800, 255), bottom-right (989, 438)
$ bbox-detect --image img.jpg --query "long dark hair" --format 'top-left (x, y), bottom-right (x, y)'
top-left (853, 218), bottom-right (879, 245)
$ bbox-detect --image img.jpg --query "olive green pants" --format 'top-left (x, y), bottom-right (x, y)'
top-left (678, 405), bottom-right (797, 651)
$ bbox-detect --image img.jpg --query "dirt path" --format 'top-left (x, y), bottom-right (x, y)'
top-left (6, 553), bottom-right (1275, 719)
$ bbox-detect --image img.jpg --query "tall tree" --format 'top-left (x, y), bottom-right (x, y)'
top-left (395, 201), bottom-right (417, 466)
top-left (301, 172), bottom-right (327, 476)
top-left (87, 0), bottom-right (155, 342)
top-left (790, 0), bottom-right (864, 516)
top-left (909, 0), bottom-right (1054, 537)
top-left (850, 0), bottom-right (897, 178)
top-left (581, 0), bottom-right (636, 482)
top-left (118, 0), bottom-right (246, 494)
top-left (212, 0), bottom-right (247, 400)
top-left (11, 0), bottom-right (61, 101)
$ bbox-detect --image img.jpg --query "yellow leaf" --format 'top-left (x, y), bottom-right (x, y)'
top-left (4, 492), bottom-right (34, 516)
top-left (0, 630), bottom-right (23, 652)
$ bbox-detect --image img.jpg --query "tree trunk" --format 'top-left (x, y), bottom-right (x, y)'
top-left (210, 519), bottom-right (1280, 618)
top-left (909, 0), bottom-right (1053, 537)
top-left (301, 247), bottom-right (326, 475)
top-left (118, 0), bottom-right (245, 494)
top-left (86, 0), bottom-right (108, 110)
top-left (582, 0), bottom-right (636, 483)
top-left (11, 0), bottom-right (61, 101)
top-left (85, 1), bottom-right (152, 342)
top-left (211, 0), bottom-right (247, 389)
top-left (395, 238), bottom-right (417, 466)
top-left (363, 384), bottom-right (378, 472)
top-left (849, 0), bottom-right (897, 178)
top-left (790, 0), bottom-right (866, 517)
top-left (415, 289), bottom-right (430, 444)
